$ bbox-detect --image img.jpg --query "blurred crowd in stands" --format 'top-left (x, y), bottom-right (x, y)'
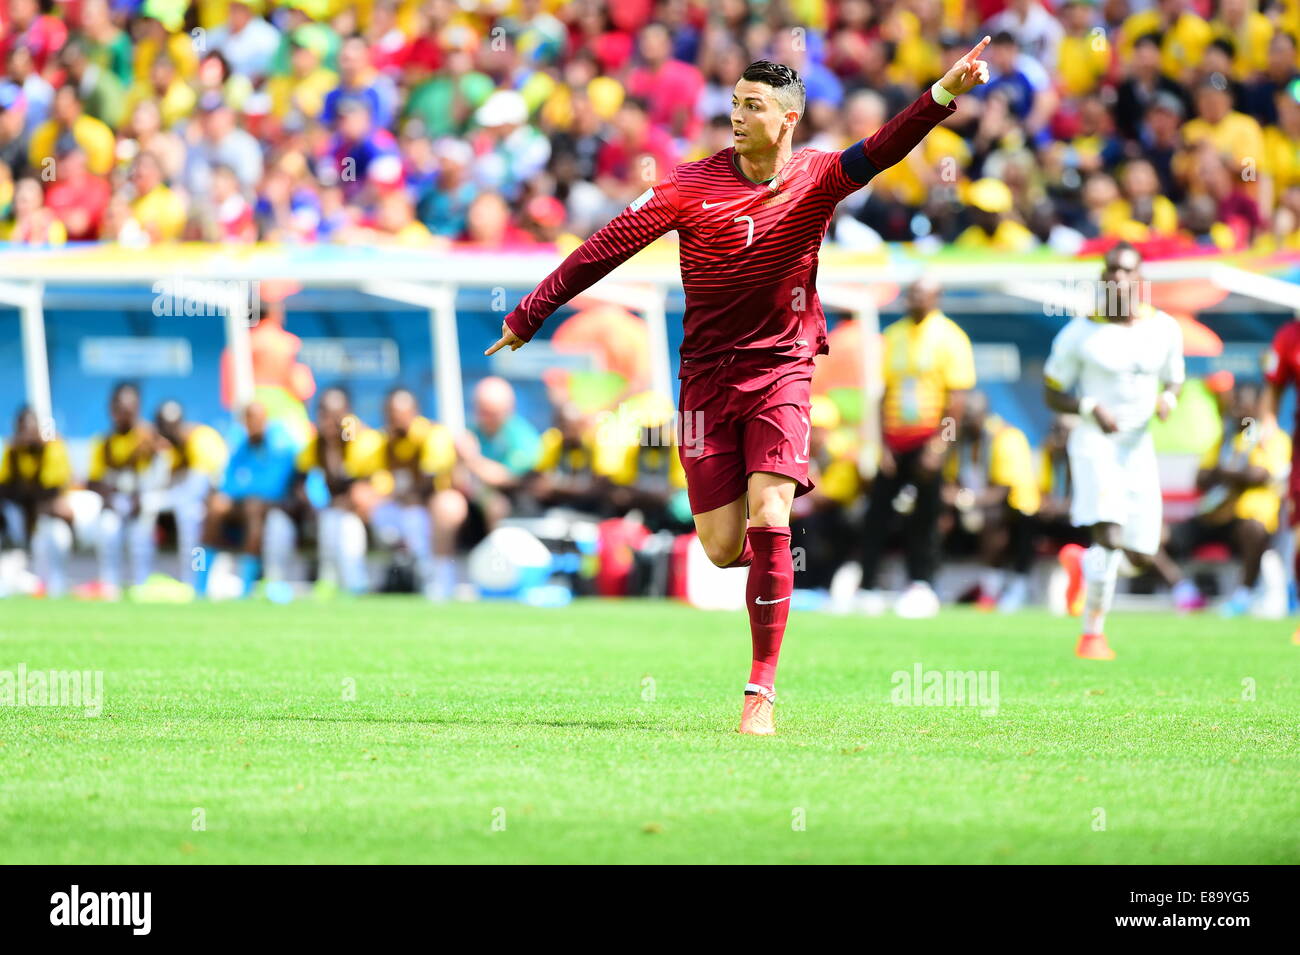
top-left (4, 0), bottom-right (1300, 253)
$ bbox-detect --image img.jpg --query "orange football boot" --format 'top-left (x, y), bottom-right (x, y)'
top-left (738, 693), bottom-right (775, 735)
top-left (1076, 632), bottom-right (1116, 660)
top-left (1059, 543), bottom-right (1086, 616)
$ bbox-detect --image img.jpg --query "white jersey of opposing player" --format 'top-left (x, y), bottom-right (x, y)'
top-left (1043, 307), bottom-right (1186, 435)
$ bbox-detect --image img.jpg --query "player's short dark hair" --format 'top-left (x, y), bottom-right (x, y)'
top-left (740, 60), bottom-right (805, 118)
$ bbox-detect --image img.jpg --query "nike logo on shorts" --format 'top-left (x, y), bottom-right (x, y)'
top-left (754, 595), bottom-right (792, 605)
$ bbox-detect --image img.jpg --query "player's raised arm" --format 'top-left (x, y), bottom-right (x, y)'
top-left (485, 179), bottom-right (682, 355)
top-left (836, 36), bottom-right (990, 188)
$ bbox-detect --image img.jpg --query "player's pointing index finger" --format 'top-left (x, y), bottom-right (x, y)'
top-left (964, 35), bottom-right (991, 64)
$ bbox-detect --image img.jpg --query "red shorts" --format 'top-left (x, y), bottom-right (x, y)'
top-left (676, 360), bottom-right (815, 514)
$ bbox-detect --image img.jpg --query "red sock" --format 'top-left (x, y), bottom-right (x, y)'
top-left (744, 525), bottom-right (793, 693)
top-left (724, 538), bottom-right (753, 568)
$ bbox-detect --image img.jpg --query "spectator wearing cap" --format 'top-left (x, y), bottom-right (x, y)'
top-left (29, 84), bottom-right (115, 176)
top-left (129, 150), bottom-right (187, 242)
top-left (60, 38), bottom-right (127, 131)
top-left (594, 96), bottom-right (676, 204)
top-left (2, 176), bottom-right (65, 245)
top-left (183, 93), bottom-right (264, 199)
top-left (321, 35), bottom-right (398, 132)
top-left (984, 0), bottom-right (1065, 73)
top-left (208, 0), bottom-right (281, 81)
top-left (0, 0), bottom-right (67, 74)
top-left (123, 53), bottom-right (197, 130)
top-left (1119, 0), bottom-right (1213, 84)
top-left (625, 22), bottom-right (704, 143)
top-left (323, 95), bottom-right (399, 203)
top-left (266, 27), bottom-right (337, 125)
top-left (1243, 31), bottom-right (1299, 126)
top-left (470, 89), bottom-right (549, 203)
top-left (955, 178), bottom-right (1038, 251)
top-left (1055, 0), bottom-right (1110, 100)
top-left (403, 25), bottom-right (494, 139)
top-left (417, 137), bottom-right (477, 238)
top-left (1115, 33), bottom-right (1191, 141)
top-left (1182, 72), bottom-right (1266, 169)
top-left (76, 0), bottom-right (134, 89)
top-left (44, 146), bottom-right (111, 240)
top-left (1212, 0), bottom-right (1275, 81)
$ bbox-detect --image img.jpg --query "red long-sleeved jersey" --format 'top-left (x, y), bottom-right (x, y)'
top-left (504, 89), bottom-right (956, 376)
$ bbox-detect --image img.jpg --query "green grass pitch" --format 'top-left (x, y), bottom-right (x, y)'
top-left (1, 598), bottom-right (1296, 864)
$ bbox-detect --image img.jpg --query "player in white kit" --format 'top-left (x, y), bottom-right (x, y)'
top-left (1042, 243), bottom-right (1185, 659)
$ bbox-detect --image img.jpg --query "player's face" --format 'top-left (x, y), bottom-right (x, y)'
top-left (111, 392), bottom-right (138, 431)
top-left (730, 80), bottom-right (796, 156)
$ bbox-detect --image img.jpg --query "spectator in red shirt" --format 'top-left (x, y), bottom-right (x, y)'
top-left (43, 145), bottom-right (110, 239)
top-left (595, 96), bottom-right (678, 203)
top-left (0, 0), bottom-right (68, 74)
top-left (625, 22), bottom-right (703, 143)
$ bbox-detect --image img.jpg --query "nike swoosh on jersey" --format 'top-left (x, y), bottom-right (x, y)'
top-left (700, 199), bottom-right (736, 209)
top-left (754, 595), bottom-right (792, 605)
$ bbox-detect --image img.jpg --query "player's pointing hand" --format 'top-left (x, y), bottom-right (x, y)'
top-left (939, 35), bottom-right (992, 97)
top-left (485, 320), bottom-right (525, 356)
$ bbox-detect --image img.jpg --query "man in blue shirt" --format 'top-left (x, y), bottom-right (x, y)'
top-left (456, 376), bottom-right (541, 528)
top-left (195, 402), bottom-right (300, 596)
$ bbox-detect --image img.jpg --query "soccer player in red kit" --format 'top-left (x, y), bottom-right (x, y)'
top-left (487, 40), bottom-right (993, 734)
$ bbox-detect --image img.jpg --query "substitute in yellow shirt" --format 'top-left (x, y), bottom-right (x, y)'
top-left (881, 289), bottom-right (977, 453)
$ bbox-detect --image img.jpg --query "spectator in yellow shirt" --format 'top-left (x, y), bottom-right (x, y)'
top-left (87, 382), bottom-right (162, 596)
top-left (155, 400), bottom-right (227, 588)
top-left (1171, 381), bottom-right (1291, 615)
top-left (1182, 72), bottom-right (1266, 169)
top-left (602, 392), bottom-right (692, 533)
top-left (1, 406), bottom-right (75, 595)
top-left (28, 85), bottom-right (117, 177)
top-left (945, 391), bottom-right (1040, 611)
top-left (1057, 0), bottom-right (1112, 99)
top-left (1119, 0), bottom-right (1214, 83)
top-left (295, 386), bottom-right (385, 594)
top-left (368, 387), bottom-right (465, 599)
top-left (1213, 0), bottom-right (1276, 80)
top-left (790, 395), bottom-right (861, 590)
top-left (1264, 80), bottom-right (1300, 194)
top-left (129, 151), bottom-right (189, 242)
top-left (859, 278), bottom-right (976, 615)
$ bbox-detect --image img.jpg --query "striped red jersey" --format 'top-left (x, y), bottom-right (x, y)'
top-left (505, 89), bottom-right (956, 375)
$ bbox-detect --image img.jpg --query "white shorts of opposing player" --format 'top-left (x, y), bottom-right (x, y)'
top-left (1067, 423), bottom-right (1161, 557)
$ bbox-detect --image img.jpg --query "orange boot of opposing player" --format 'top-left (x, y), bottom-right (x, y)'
top-left (738, 691), bottom-right (775, 735)
top-left (1075, 631), bottom-right (1116, 660)
top-left (1059, 543), bottom-right (1086, 616)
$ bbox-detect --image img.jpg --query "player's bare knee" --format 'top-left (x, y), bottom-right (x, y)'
top-left (431, 488), bottom-right (468, 526)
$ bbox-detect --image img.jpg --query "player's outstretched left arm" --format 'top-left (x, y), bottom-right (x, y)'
top-left (836, 36), bottom-right (990, 190)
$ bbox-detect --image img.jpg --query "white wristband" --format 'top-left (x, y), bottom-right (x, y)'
top-left (1078, 397), bottom-right (1097, 420)
top-left (930, 81), bottom-right (956, 107)
top-left (1158, 390), bottom-right (1178, 414)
